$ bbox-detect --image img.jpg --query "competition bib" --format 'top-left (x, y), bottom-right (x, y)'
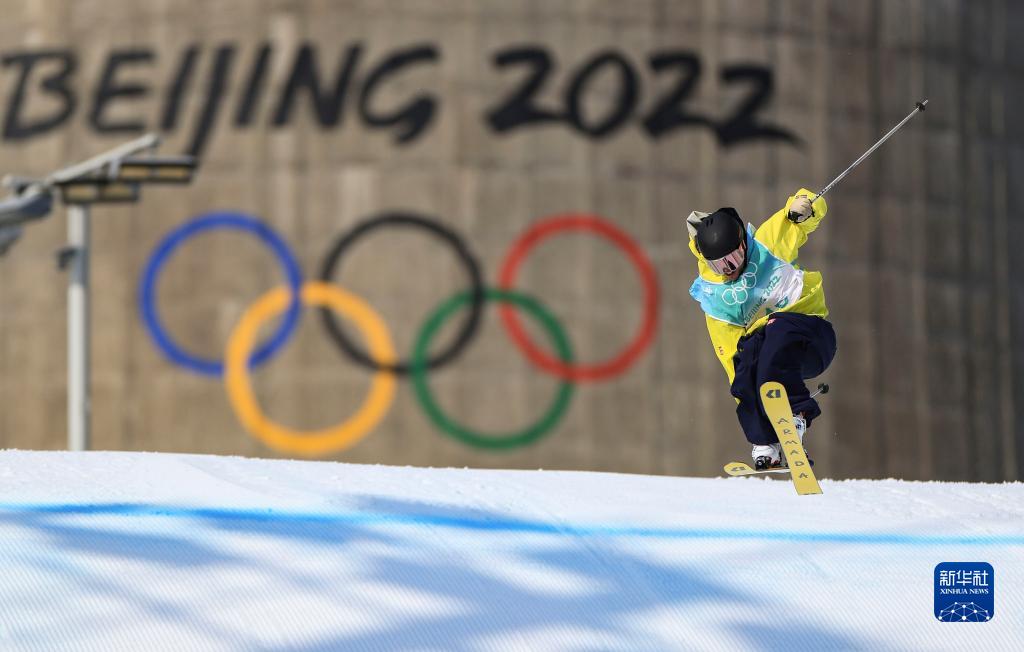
top-left (689, 225), bottom-right (804, 328)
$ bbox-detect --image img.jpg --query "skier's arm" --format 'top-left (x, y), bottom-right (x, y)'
top-left (754, 188), bottom-right (828, 263)
top-left (786, 189), bottom-right (827, 234)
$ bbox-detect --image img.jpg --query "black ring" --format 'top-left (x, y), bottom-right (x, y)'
top-left (318, 211), bottom-right (485, 375)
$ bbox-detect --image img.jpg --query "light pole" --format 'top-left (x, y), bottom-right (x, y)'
top-left (65, 204), bottom-right (91, 451)
top-left (2, 134), bottom-right (197, 451)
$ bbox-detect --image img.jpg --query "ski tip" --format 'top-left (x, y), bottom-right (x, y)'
top-left (724, 462), bottom-right (753, 476)
top-left (796, 487), bottom-right (824, 496)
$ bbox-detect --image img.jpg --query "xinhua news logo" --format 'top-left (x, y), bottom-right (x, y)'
top-left (934, 562), bottom-right (994, 622)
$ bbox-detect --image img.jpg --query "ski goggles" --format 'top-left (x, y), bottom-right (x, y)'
top-left (705, 243), bottom-right (746, 276)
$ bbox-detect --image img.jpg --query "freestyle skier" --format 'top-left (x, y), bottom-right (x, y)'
top-left (687, 191), bottom-right (837, 470)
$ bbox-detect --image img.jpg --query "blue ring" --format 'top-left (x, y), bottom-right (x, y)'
top-left (139, 212), bottom-right (303, 376)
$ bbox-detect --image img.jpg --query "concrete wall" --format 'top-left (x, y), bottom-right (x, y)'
top-left (0, 0), bottom-right (1018, 481)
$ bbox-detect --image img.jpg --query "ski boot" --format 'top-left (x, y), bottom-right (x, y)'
top-left (752, 443), bottom-right (783, 470)
top-left (790, 414), bottom-right (814, 466)
top-left (794, 414), bottom-right (806, 440)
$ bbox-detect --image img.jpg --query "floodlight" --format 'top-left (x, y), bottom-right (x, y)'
top-left (0, 132), bottom-right (201, 453)
top-left (58, 181), bottom-right (141, 204)
top-left (115, 156), bottom-right (197, 183)
top-left (47, 133), bottom-right (159, 187)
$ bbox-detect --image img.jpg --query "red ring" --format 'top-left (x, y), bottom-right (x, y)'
top-left (498, 214), bottom-right (659, 382)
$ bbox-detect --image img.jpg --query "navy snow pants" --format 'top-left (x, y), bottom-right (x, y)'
top-left (730, 312), bottom-right (837, 445)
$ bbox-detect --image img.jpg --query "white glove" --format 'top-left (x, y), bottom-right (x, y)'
top-left (787, 195), bottom-right (813, 223)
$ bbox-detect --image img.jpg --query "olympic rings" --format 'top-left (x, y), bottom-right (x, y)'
top-left (721, 262), bottom-right (759, 306)
top-left (318, 212), bottom-right (485, 375)
top-left (498, 214), bottom-right (659, 382)
top-left (140, 213), bottom-right (303, 376)
top-left (224, 281), bottom-right (397, 456)
top-left (411, 289), bottom-right (574, 450)
top-left (140, 209), bottom-right (661, 456)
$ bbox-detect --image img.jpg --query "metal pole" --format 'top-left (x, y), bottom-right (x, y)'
top-left (67, 204), bottom-right (90, 451)
top-left (813, 100), bottom-right (928, 202)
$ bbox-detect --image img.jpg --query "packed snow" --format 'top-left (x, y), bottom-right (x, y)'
top-left (0, 450), bottom-right (1020, 650)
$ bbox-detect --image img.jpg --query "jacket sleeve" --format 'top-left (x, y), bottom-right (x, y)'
top-left (754, 188), bottom-right (828, 263)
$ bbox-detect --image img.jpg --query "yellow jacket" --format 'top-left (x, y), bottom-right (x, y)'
top-left (688, 189), bottom-right (829, 385)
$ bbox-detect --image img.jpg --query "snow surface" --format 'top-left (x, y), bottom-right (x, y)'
top-left (0, 451), bottom-right (1021, 651)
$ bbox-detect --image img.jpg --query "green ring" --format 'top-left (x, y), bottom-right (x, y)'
top-left (411, 288), bottom-right (574, 450)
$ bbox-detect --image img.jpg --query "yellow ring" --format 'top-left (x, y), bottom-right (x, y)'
top-left (224, 281), bottom-right (397, 456)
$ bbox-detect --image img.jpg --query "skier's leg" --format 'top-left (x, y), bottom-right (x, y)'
top-left (793, 316), bottom-right (836, 422)
top-left (754, 315), bottom-right (814, 420)
top-left (729, 329), bottom-right (777, 445)
top-left (756, 313), bottom-right (836, 427)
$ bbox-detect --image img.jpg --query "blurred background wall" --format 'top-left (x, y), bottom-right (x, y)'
top-left (0, 0), bottom-right (1017, 481)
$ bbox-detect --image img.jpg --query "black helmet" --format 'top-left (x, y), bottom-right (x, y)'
top-left (694, 207), bottom-right (744, 259)
top-left (694, 208), bottom-right (747, 275)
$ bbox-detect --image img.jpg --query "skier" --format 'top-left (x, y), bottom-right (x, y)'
top-left (686, 190), bottom-right (837, 470)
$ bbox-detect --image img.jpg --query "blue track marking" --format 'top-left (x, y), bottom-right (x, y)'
top-left (1, 502), bottom-right (1022, 547)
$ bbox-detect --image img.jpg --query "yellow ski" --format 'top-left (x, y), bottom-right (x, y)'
top-left (723, 461), bottom-right (793, 476)
top-left (760, 381), bottom-right (822, 495)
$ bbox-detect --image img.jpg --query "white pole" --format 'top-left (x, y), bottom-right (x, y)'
top-left (67, 204), bottom-right (90, 452)
top-left (813, 100), bottom-right (928, 202)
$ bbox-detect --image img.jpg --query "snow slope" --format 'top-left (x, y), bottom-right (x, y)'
top-left (0, 451), bottom-right (1021, 651)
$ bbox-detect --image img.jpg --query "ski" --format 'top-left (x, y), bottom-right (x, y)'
top-left (760, 381), bottom-right (822, 495)
top-left (723, 461), bottom-right (792, 476)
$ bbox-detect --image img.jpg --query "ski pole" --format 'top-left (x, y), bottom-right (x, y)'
top-left (812, 100), bottom-right (928, 203)
top-left (810, 383), bottom-right (829, 399)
